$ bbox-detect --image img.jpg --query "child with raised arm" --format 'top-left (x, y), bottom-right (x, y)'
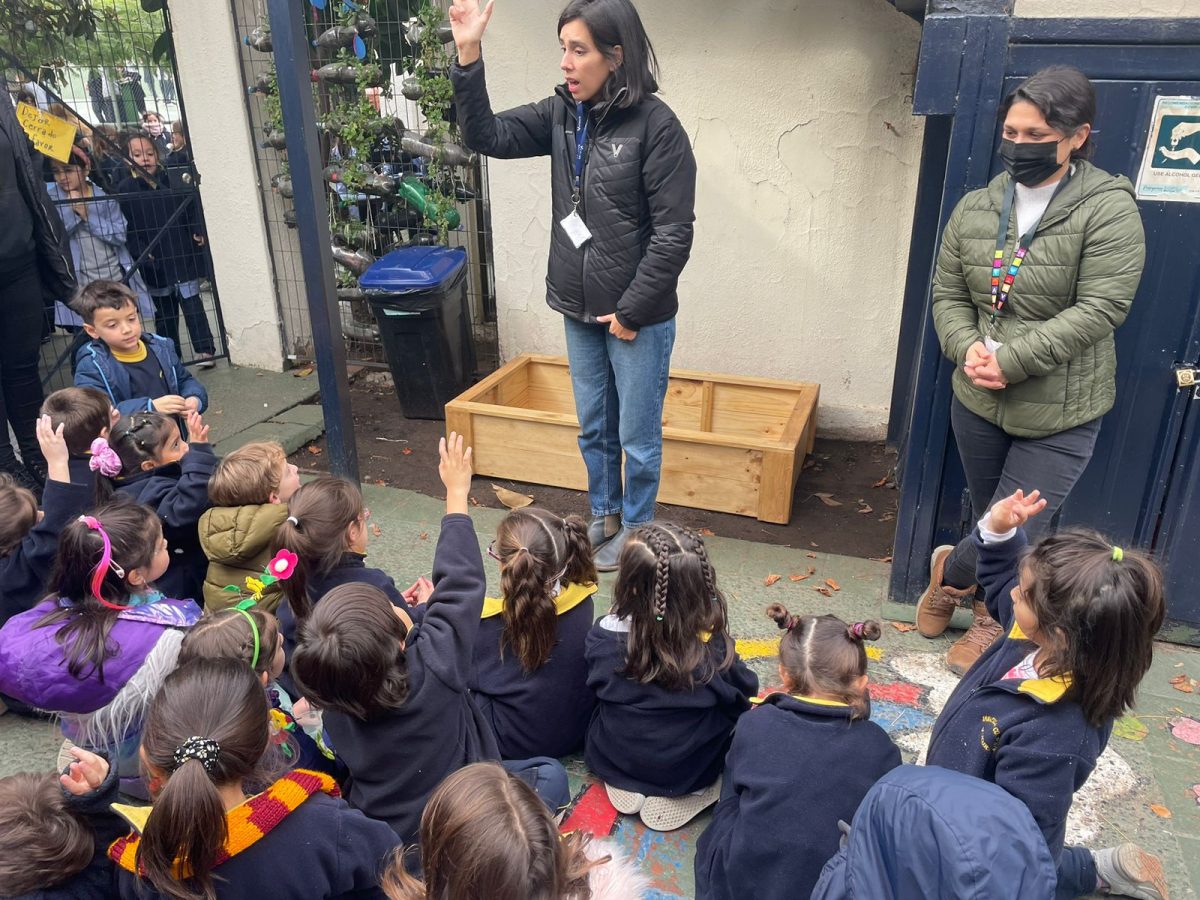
top-left (41, 385), bottom-right (121, 494)
top-left (926, 489), bottom-right (1169, 900)
top-left (290, 435), bottom-right (570, 846)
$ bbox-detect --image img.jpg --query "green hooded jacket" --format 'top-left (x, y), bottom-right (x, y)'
top-left (932, 160), bottom-right (1145, 438)
top-left (198, 503), bottom-right (289, 612)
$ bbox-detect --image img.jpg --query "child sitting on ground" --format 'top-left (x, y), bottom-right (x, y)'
top-left (98, 410), bottom-right (217, 603)
top-left (72, 279), bottom-right (208, 419)
top-left (0, 416), bottom-right (92, 627)
top-left (41, 385), bottom-right (122, 494)
top-left (177, 602), bottom-right (344, 780)
top-left (926, 489), bottom-right (1168, 900)
top-left (109, 658), bottom-right (399, 898)
top-left (0, 745), bottom-right (127, 899)
top-left (471, 507), bottom-right (598, 759)
top-left (290, 435), bottom-right (570, 846)
top-left (199, 442), bottom-right (301, 611)
top-left (274, 475), bottom-right (420, 670)
top-left (586, 523), bottom-right (759, 832)
top-left (0, 498), bottom-right (201, 797)
top-left (694, 607), bottom-right (901, 900)
top-left (382, 762), bottom-right (648, 900)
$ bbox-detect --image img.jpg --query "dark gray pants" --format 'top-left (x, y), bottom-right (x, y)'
top-left (942, 397), bottom-right (1102, 590)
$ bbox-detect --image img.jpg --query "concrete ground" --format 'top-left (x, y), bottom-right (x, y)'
top-left (3, 362), bottom-right (1199, 897)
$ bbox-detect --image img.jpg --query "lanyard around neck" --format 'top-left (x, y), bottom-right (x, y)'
top-left (990, 170), bottom-right (1072, 323)
top-left (572, 102), bottom-right (589, 206)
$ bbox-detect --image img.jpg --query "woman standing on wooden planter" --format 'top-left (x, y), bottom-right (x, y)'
top-left (450, 0), bottom-right (697, 571)
top-left (923, 66), bottom-right (1146, 675)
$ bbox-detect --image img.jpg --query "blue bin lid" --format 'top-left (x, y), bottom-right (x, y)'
top-left (359, 246), bottom-right (467, 293)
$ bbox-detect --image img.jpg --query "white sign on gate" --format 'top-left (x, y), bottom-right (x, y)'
top-left (1136, 95), bottom-right (1200, 203)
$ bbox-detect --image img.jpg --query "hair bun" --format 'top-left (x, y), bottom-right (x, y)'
top-left (766, 603), bottom-right (799, 631)
top-left (847, 620), bottom-right (882, 642)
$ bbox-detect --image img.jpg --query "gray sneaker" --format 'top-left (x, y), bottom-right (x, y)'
top-left (594, 525), bottom-right (632, 572)
top-left (588, 514), bottom-right (621, 548)
top-left (1094, 843), bottom-right (1169, 900)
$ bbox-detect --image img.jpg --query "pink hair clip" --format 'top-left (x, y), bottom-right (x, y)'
top-left (88, 437), bottom-right (123, 478)
top-left (850, 622), bottom-right (866, 639)
top-left (78, 515), bottom-right (129, 610)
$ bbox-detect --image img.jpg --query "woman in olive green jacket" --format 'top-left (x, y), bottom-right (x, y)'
top-left (920, 67), bottom-right (1146, 670)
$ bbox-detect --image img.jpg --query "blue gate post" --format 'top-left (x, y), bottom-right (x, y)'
top-left (888, 2), bottom-right (1012, 605)
top-left (266, 0), bottom-right (361, 484)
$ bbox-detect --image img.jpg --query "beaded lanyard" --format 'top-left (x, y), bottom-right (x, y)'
top-left (989, 170), bottom-right (1073, 327)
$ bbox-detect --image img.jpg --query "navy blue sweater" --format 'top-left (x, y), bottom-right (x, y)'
top-left (0, 479), bottom-right (93, 627)
top-left (469, 583), bottom-right (596, 759)
top-left (112, 443), bottom-right (217, 604)
top-left (926, 528), bottom-right (1109, 863)
top-left (319, 515), bottom-right (500, 845)
top-left (585, 618), bottom-right (758, 796)
top-left (694, 693), bottom-right (901, 900)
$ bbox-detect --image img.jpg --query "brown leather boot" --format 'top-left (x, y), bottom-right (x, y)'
top-left (916, 546), bottom-right (975, 638)
top-left (946, 600), bottom-right (1004, 675)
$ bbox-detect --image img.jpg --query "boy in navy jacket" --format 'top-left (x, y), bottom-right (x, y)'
top-left (72, 280), bottom-right (208, 418)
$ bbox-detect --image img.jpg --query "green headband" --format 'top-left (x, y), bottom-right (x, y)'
top-left (234, 599), bottom-right (261, 669)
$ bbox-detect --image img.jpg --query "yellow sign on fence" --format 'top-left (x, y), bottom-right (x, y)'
top-left (15, 102), bottom-right (77, 163)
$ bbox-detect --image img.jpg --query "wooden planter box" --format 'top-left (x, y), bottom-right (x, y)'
top-left (445, 354), bottom-right (819, 524)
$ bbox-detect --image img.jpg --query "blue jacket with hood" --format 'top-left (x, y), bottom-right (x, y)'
top-left (74, 332), bottom-right (208, 417)
top-left (811, 765), bottom-right (1056, 900)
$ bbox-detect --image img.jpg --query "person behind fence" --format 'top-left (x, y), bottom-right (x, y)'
top-left (585, 523), bottom-right (758, 832)
top-left (72, 280), bottom-right (209, 420)
top-left (290, 435), bottom-right (571, 849)
top-left (47, 147), bottom-right (154, 333)
top-left (381, 762), bottom-right (648, 900)
top-left (921, 66), bottom-right (1146, 676)
top-left (115, 131), bottom-right (216, 368)
top-left (273, 476), bottom-right (422, 678)
top-left (0, 497), bottom-right (201, 799)
top-left (0, 746), bottom-right (127, 899)
top-left (925, 488), bottom-right (1168, 900)
top-left (177, 604), bottom-right (345, 781)
top-left (449, 0), bottom-right (697, 572)
top-left (199, 442), bottom-right (301, 613)
top-left (140, 110), bottom-right (171, 158)
top-left (470, 506), bottom-right (598, 760)
top-left (107, 658), bottom-right (400, 900)
top-left (0, 88), bottom-right (77, 495)
top-left (41, 385), bottom-right (121, 494)
top-left (0, 415), bottom-right (92, 630)
top-left (96, 410), bottom-right (217, 605)
top-left (693, 607), bottom-right (901, 900)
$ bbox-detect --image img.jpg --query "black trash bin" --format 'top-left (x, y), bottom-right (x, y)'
top-left (361, 246), bottom-right (475, 420)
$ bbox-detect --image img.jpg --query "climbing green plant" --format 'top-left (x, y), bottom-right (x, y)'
top-left (414, 0), bottom-right (457, 243)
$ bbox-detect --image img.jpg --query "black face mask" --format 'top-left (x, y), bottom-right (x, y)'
top-left (998, 138), bottom-right (1063, 187)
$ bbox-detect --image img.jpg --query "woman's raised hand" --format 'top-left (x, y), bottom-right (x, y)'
top-left (449, 0), bottom-right (495, 63)
top-left (984, 489), bottom-right (1047, 534)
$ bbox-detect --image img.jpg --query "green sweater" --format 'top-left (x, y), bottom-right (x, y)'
top-left (932, 160), bottom-right (1145, 438)
top-left (198, 502), bottom-right (289, 611)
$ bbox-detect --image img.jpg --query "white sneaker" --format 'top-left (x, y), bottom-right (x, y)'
top-left (1094, 843), bottom-right (1169, 900)
top-left (638, 778), bottom-right (722, 832)
top-left (604, 783), bottom-right (646, 814)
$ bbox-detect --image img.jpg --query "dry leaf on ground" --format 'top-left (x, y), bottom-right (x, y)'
top-left (890, 622), bottom-right (918, 633)
top-left (764, 574), bottom-right (782, 587)
top-left (858, 505), bottom-right (874, 515)
top-left (370, 524), bottom-right (382, 537)
top-left (872, 476), bottom-right (890, 488)
top-left (870, 555), bottom-right (894, 563)
top-left (699, 527), bottom-right (715, 537)
top-left (814, 493), bottom-right (842, 507)
top-left (815, 586), bottom-right (834, 597)
top-left (293, 366), bottom-right (315, 378)
top-left (1170, 674), bottom-right (1196, 693)
top-left (402, 447), bottom-right (413, 456)
top-left (790, 567), bottom-right (816, 582)
top-left (469, 496), bottom-right (480, 507)
top-left (825, 578), bottom-right (841, 592)
top-left (1150, 804), bottom-right (1173, 819)
top-left (418, 532), bottom-right (429, 541)
top-left (307, 445), bottom-right (322, 455)
top-left (492, 484), bottom-right (534, 509)
top-left (807, 552), bottom-right (818, 559)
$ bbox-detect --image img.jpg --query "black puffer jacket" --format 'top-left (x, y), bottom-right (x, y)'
top-left (452, 58), bottom-right (696, 330)
top-left (0, 97), bottom-right (76, 305)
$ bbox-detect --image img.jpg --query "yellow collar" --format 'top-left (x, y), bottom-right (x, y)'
top-left (112, 340), bottom-right (148, 364)
top-left (481, 582), bottom-right (597, 619)
top-left (1005, 623), bottom-right (1073, 702)
top-left (751, 691), bottom-right (849, 708)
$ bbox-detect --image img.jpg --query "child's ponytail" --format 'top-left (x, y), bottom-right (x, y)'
top-left (138, 658), bottom-right (272, 900)
top-left (273, 477), bottom-right (363, 622)
top-left (770, 604), bottom-right (879, 720)
top-left (846, 621), bottom-right (882, 642)
top-left (559, 514), bottom-right (598, 587)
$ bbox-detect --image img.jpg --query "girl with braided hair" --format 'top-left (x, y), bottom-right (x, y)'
top-left (694, 605), bottom-right (900, 900)
top-left (471, 507), bottom-right (599, 759)
top-left (584, 522), bottom-right (757, 831)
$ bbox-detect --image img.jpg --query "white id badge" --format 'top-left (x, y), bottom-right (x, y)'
top-left (984, 336), bottom-right (1004, 353)
top-left (559, 210), bottom-right (593, 248)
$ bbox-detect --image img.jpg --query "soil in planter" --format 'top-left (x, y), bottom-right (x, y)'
top-left (291, 374), bottom-right (899, 560)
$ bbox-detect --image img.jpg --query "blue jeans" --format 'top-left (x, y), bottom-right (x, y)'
top-left (501, 757), bottom-right (571, 816)
top-left (563, 317), bottom-right (676, 528)
top-left (1056, 846), bottom-right (1097, 899)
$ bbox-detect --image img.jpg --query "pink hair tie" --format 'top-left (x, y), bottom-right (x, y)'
top-left (851, 622), bottom-right (866, 639)
top-left (78, 515), bottom-right (129, 610)
top-left (89, 437), bottom-right (122, 477)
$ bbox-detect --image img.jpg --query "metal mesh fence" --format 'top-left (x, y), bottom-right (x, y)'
top-left (1, 2), bottom-right (227, 392)
top-left (231, 0), bottom-right (498, 371)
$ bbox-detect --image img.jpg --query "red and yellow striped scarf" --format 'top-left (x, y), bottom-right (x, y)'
top-left (108, 769), bottom-right (340, 876)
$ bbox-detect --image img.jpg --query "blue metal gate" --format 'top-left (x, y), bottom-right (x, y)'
top-left (888, 8), bottom-right (1200, 638)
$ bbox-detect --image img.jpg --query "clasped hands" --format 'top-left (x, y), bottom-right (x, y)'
top-left (964, 341), bottom-right (1008, 391)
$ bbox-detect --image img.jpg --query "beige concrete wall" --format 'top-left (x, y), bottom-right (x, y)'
top-left (168, 0), bottom-right (285, 371)
top-left (1016, 0), bottom-right (1200, 15)
top-left (479, 0), bottom-right (924, 439)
